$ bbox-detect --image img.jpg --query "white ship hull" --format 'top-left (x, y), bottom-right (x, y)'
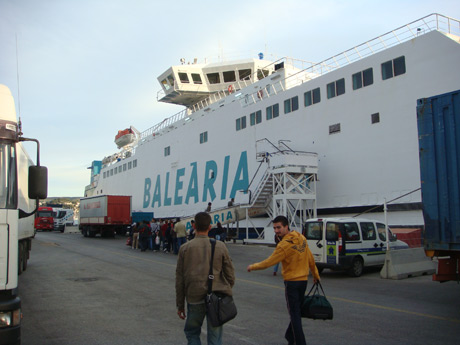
top-left (85, 16), bottom-right (460, 228)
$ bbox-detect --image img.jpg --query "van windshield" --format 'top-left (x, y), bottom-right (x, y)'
top-left (304, 222), bottom-right (322, 240)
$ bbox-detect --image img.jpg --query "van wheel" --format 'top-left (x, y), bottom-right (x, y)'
top-left (348, 257), bottom-right (364, 277)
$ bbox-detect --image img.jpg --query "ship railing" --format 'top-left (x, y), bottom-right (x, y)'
top-left (240, 13), bottom-right (460, 107)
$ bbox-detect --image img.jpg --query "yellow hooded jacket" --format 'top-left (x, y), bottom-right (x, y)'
top-left (249, 230), bottom-right (320, 281)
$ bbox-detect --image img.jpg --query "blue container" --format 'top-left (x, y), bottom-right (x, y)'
top-left (417, 90), bottom-right (460, 252)
top-left (132, 212), bottom-right (154, 224)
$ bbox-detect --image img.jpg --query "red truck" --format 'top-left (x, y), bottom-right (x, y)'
top-left (34, 206), bottom-right (54, 231)
top-left (79, 195), bottom-right (131, 237)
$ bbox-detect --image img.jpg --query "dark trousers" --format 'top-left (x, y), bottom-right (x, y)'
top-left (284, 280), bottom-right (308, 345)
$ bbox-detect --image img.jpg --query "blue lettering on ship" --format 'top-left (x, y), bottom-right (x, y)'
top-left (143, 151), bottom-right (248, 209)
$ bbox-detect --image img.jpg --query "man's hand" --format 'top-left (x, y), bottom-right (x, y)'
top-left (247, 265), bottom-right (252, 272)
top-left (177, 309), bottom-right (186, 320)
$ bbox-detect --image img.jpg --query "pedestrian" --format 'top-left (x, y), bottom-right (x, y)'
top-left (151, 218), bottom-right (160, 251)
top-left (160, 219), bottom-right (168, 252)
top-left (131, 222), bottom-right (139, 250)
top-left (165, 220), bottom-right (173, 253)
top-left (174, 218), bottom-right (187, 254)
top-left (138, 220), bottom-right (152, 252)
top-left (176, 212), bottom-right (235, 345)
top-left (188, 220), bottom-right (196, 240)
top-left (227, 198), bottom-right (234, 207)
top-left (215, 222), bottom-right (224, 241)
top-left (247, 215), bottom-right (320, 345)
top-left (206, 202), bottom-right (212, 212)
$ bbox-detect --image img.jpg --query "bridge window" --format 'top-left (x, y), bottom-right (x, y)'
top-left (266, 103), bottom-right (279, 120)
top-left (304, 87), bottom-right (321, 107)
top-left (250, 110), bottom-right (262, 126)
top-left (200, 131), bottom-right (208, 144)
top-left (236, 116), bottom-right (246, 131)
top-left (178, 72), bottom-right (189, 83)
top-left (133, 159), bottom-right (137, 168)
top-left (123, 163), bottom-right (127, 172)
top-left (382, 56), bottom-right (406, 80)
top-left (257, 69), bottom-right (269, 80)
top-left (192, 73), bottom-right (202, 84)
top-left (207, 73), bottom-right (220, 84)
top-left (371, 113), bottom-right (380, 124)
top-left (239, 69), bottom-right (252, 80)
top-left (327, 78), bottom-right (345, 99)
top-left (284, 96), bottom-right (299, 114)
top-left (164, 146), bottom-right (171, 156)
top-left (352, 68), bottom-right (373, 90)
top-left (223, 71), bottom-right (236, 82)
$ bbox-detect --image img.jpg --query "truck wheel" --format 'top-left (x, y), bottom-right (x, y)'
top-left (348, 257), bottom-right (364, 277)
top-left (18, 242), bottom-right (24, 275)
top-left (60, 225), bottom-right (65, 233)
top-left (82, 227), bottom-right (88, 237)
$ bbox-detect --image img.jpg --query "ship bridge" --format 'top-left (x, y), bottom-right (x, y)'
top-left (156, 58), bottom-right (281, 107)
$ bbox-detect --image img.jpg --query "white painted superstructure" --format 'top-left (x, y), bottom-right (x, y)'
top-left (85, 14), bottom-right (460, 234)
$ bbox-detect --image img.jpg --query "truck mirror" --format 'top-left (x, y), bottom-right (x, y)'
top-left (29, 165), bottom-right (48, 199)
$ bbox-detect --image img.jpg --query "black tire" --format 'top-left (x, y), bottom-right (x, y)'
top-left (348, 257), bottom-right (364, 277)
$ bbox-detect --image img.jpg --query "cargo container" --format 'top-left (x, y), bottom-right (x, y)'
top-left (417, 89), bottom-right (460, 282)
top-left (79, 195), bottom-right (131, 237)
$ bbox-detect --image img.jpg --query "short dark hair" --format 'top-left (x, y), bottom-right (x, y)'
top-left (273, 215), bottom-right (289, 228)
top-left (195, 212), bottom-right (211, 232)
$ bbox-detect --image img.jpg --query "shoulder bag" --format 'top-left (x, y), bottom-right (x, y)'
top-left (205, 239), bottom-right (237, 327)
top-left (301, 281), bottom-right (333, 320)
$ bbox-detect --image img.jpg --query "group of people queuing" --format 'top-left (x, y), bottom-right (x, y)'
top-left (129, 218), bottom-right (227, 254)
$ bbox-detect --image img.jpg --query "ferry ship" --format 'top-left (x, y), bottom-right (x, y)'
top-left (84, 14), bottom-right (460, 240)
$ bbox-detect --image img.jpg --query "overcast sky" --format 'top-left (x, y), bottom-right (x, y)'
top-left (1, 0), bottom-right (458, 197)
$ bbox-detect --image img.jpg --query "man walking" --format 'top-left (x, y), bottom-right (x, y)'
top-left (174, 218), bottom-right (187, 254)
top-left (176, 212), bottom-right (235, 345)
top-left (247, 215), bottom-right (320, 345)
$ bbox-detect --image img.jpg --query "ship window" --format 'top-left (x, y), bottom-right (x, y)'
top-left (192, 73), bottom-right (202, 84)
top-left (167, 75), bottom-right (175, 86)
top-left (161, 79), bottom-right (170, 91)
top-left (382, 56), bottom-right (406, 80)
top-left (371, 113), bottom-right (380, 124)
top-left (327, 78), bottom-right (345, 99)
top-left (207, 73), bottom-right (220, 84)
top-left (284, 96), bottom-right (299, 114)
top-left (103, 172), bottom-right (106, 178)
top-left (178, 72), bottom-right (189, 83)
top-left (266, 103), bottom-right (279, 120)
top-left (223, 71), bottom-right (236, 82)
top-left (393, 56), bottom-right (406, 76)
top-left (128, 161), bottom-right (132, 169)
top-left (250, 110), bottom-right (262, 126)
top-left (133, 159), bottom-right (137, 168)
top-left (200, 131), bottom-right (208, 144)
top-left (257, 69), bottom-right (269, 80)
top-left (304, 87), bottom-right (321, 107)
top-left (123, 163), bottom-right (127, 171)
top-left (238, 69), bottom-right (252, 80)
top-left (164, 146), bottom-right (171, 156)
top-left (114, 168), bottom-right (117, 175)
top-left (236, 116), bottom-right (246, 131)
top-left (329, 123), bottom-right (341, 134)
top-left (118, 166), bottom-right (122, 173)
top-left (353, 68), bottom-right (374, 90)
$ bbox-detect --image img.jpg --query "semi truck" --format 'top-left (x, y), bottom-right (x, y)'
top-left (34, 206), bottom-right (54, 231)
top-left (52, 208), bottom-right (74, 232)
top-left (0, 85), bottom-right (47, 344)
top-left (79, 195), bottom-right (131, 237)
top-left (417, 89), bottom-right (460, 282)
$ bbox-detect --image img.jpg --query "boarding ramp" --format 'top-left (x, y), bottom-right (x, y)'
top-left (176, 206), bottom-right (247, 233)
top-left (380, 248), bottom-right (437, 280)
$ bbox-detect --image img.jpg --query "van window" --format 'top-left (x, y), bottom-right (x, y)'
top-left (343, 222), bottom-right (360, 241)
top-left (326, 223), bottom-right (340, 241)
top-left (304, 222), bottom-right (322, 240)
top-left (361, 222), bottom-right (376, 240)
top-left (377, 223), bottom-right (387, 241)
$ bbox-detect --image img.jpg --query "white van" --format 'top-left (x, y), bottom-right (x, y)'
top-left (304, 217), bottom-right (409, 277)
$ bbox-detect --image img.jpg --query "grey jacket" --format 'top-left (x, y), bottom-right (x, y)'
top-left (175, 235), bottom-right (235, 311)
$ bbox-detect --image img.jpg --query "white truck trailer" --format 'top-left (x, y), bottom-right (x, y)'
top-left (0, 85), bottom-right (47, 344)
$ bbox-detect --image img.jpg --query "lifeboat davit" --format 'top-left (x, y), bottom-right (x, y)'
top-left (115, 128), bottom-right (135, 148)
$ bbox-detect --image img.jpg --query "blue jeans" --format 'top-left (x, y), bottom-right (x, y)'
top-left (184, 303), bottom-right (222, 345)
top-left (176, 236), bottom-right (187, 254)
top-left (284, 280), bottom-right (308, 345)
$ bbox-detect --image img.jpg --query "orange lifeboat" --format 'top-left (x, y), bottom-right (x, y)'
top-left (115, 128), bottom-right (135, 148)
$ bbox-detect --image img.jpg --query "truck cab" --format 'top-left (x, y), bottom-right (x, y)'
top-left (304, 217), bottom-right (408, 277)
top-left (0, 84), bottom-right (47, 344)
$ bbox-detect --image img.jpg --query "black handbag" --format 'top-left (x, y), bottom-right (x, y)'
top-left (301, 281), bottom-right (333, 320)
top-left (205, 239), bottom-right (237, 327)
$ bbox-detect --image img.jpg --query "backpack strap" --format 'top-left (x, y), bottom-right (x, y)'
top-left (207, 239), bottom-right (216, 295)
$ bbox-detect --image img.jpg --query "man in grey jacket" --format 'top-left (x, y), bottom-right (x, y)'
top-left (176, 212), bottom-right (235, 345)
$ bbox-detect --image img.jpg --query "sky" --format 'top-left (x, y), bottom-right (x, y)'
top-left (0, 0), bottom-right (459, 197)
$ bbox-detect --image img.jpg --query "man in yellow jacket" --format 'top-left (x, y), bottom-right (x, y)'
top-left (247, 215), bottom-right (320, 345)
